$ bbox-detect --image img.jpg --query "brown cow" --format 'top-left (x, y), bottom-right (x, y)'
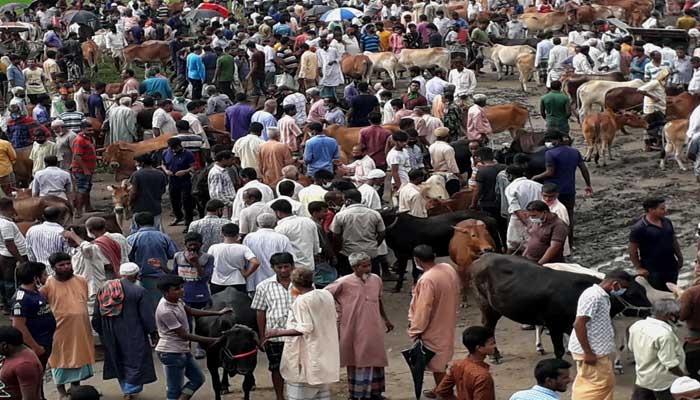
top-left (107, 179), bottom-right (131, 228)
top-left (341, 53), bottom-right (373, 83)
top-left (448, 219), bottom-right (496, 295)
top-left (12, 190), bottom-right (72, 225)
top-left (666, 92), bottom-right (700, 121)
top-left (581, 110), bottom-right (648, 166)
top-left (122, 40), bottom-right (171, 71)
top-left (105, 82), bottom-right (125, 96)
top-left (660, 119), bottom-right (688, 171)
top-left (483, 104), bottom-right (530, 136)
top-left (562, 71), bottom-right (626, 109)
top-left (323, 124), bottom-right (402, 161)
top-left (82, 40), bottom-right (100, 76)
top-left (102, 134), bottom-right (175, 180)
top-left (605, 89), bottom-right (698, 121)
top-left (13, 148), bottom-right (32, 188)
top-left (206, 113), bottom-right (231, 145)
top-left (427, 189), bottom-right (475, 216)
top-left (17, 212), bottom-right (125, 235)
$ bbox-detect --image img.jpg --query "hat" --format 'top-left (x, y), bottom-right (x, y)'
top-left (367, 169), bottom-right (386, 179)
top-left (434, 127), bottom-right (449, 138)
top-left (51, 119), bottom-right (65, 128)
top-left (671, 377), bottom-right (700, 394)
top-left (119, 262), bottom-right (140, 276)
top-left (473, 93), bottom-right (487, 102)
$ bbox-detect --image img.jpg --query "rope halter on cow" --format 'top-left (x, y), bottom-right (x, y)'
top-left (613, 293), bottom-right (652, 318)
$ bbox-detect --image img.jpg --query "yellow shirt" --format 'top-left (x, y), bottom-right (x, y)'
top-left (621, 43), bottom-right (633, 55)
top-left (0, 139), bottom-right (16, 177)
top-left (378, 30), bottom-right (392, 51)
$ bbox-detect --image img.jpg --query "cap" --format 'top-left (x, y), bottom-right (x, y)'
top-left (50, 119), bottom-right (65, 128)
top-left (367, 169), bottom-right (386, 179)
top-left (119, 262), bottom-right (140, 276)
top-left (671, 377), bottom-right (700, 394)
top-left (473, 93), bottom-right (487, 102)
top-left (434, 127), bottom-right (449, 138)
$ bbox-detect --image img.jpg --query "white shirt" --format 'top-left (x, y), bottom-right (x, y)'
top-left (398, 182), bottom-right (427, 218)
top-left (425, 76), bottom-right (449, 103)
top-left (282, 93), bottom-right (308, 126)
top-left (243, 228), bottom-right (294, 291)
top-left (344, 155), bottom-right (375, 184)
top-left (263, 45), bottom-right (277, 72)
top-left (275, 215), bottom-right (320, 270)
top-left (601, 49), bottom-right (621, 72)
top-left (0, 217), bottom-right (27, 257)
top-left (358, 184), bottom-right (382, 210)
top-left (26, 221), bottom-right (69, 269)
top-left (231, 180), bottom-right (275, 224)
top-left (535, 39), bottom-right (553, 66)
top-left (182, 113), bottom-right (210, 149)
top-left (505, 177), bottom-right (542, 214)
top-left (31, 166), bottom-right (71, 199)
top-left (689, 68), bottom-right (700, 94)
top-left (628, 317), bottom-right (684, 391)
top-left (467, 2), bottom-right (482, 19)
top-left (233, 134), bottom-right (265, 171)
top-left (687, 105), bottom-right (700, 139)
top-left (568, 284), bottom-right (615, 356)
top-left (386, 148), bottom-right (411, 186)
top-left (642, 17), bottom-right (658, 29)
top-left (568, 31), bottom-right (586, 46)
top-left (275, 179), bottom-right (304, 200)
top-left (239, 202), bottom-right (274, 235)
top-left (448, 68), bottom-right (477, 97)
top-left (547, 45), bottom-right (570, 71)
top-left (152, 108), bottom-right (177, 135)
top-left (572, 53), bottom-right (593, 74)
top-left (208, 243), bottom-right (257, 286)
top-left (298, 184), bottom-right (328, 217)
top-left (268, 195), bottom-right (303, 216)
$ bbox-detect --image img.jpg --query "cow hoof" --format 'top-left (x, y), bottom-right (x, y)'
top-left (681, 166), bottom-right (688, 171)
top-left (537, 347), bottom-right (545, 355)
top-left (614, 366), bottom-right (624, 375)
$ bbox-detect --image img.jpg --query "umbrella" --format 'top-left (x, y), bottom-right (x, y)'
top-left (319, 7), bottom-right (363, 22)
top-left (185, 8), bottom-right (223, 21)
top-left (307, 5), bottom-right (332, 16)
top-left (198, 3), bottom-right (229, 18)
top-left (62, 10), bottom-right (99, 29)
top-left (401, 340), bottom-right (436, 400)
top-left (0, 22), bottom-right (34, 32)
top-left (28, 0), bottom-right (57, 9)
top-left (0, 3), bottom-right (26, 14)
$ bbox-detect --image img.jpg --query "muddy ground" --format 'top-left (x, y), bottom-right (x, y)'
top-left (29, 70), bottom-right (700, 399)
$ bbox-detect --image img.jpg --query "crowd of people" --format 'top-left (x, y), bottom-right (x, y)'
top-left (1, 0), bottom-right (700, 398)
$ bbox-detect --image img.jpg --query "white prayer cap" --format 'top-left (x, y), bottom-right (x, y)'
top-left (120, 262), bottom-right (140, 276)
top-left (671, 377), bottom-right (700, 394)
top-left (348, 252), bottom-right (370, 266)
top-left (51, 119), bottom-right (65, 128)
top-left (473, 93), bottom-right (487, 102)
top-left (367, 169), bottom-right (386, 179)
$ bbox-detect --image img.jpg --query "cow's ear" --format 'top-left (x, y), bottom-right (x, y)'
top-left (107, 186), bottom-right (115, 192)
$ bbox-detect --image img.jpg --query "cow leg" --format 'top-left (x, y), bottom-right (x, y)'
top-left (480, 305), bottom-right (503, 363)
top-left (496, 61), bottom-right (503, 81)
top-left (242, 372), bottom-right (255, 400)
top-left (206, 356), bottom-right (223, 400)
top-left (549, 326), bottom-right (566, 359)
top-left (535, 325), bottom-right (545, 355)
top-left (676, 145), bottom-right (687, 171)
top-left (392, 255), bottom-right (410, 293)
top-left (602, 141), bottom-right (608, 167)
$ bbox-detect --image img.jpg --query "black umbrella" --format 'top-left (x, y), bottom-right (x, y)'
top-left (28, 0), bottom-right (57, 9)
top-left (401, 340), bottom-right (436, 400)
top-left (185, 8), bottom-right (223, 21)
top-left (307, 5), bottom-right (332, 16)
top-left (61, 10), bottom-right (99, 29)
top-left (0, 3), bottom-right (26, 14)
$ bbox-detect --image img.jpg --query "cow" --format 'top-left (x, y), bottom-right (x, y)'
top-left (605, 89), bottom-right (700, 121)
top-left (122, 40), bottom-right (171, 71)
top-left (397, 48), bottom-right (451, 74)
top-left (519, 11), bottom-right (568, 34)
top-left (364, 52), bottom-right (399, 88)
top-left (470, 253), bottom-right (652, 361)
top-left (105, 82), bottom-right (125, 96)
top-left (381, 209), bottom-right (502, 292)
top-left (427, 189), bottom-right (475, 217)
top-left (101, 134), bottom-right (175, 180)
top-left (666, 92), bottom-right (700, 121)
top-left (91, 30), bottom-right (109, 63)
top-left (13, 147), bottom-right (33, 188)
top-left (581, 109), bottom-right (649, 166)
top-left (341, 53), bottom-right (373, 83)
top-left (576, 78), bottom-right (645, 120)
top-left (566, 4), bottom-right (615, 25)
top-left (448, 219), bottom-right (496, 293)
top-left (420, 174), bottom-right (450, 200)
top-left (482, 44), bottom-right (535, 82)
top-left (562, 71), bottom-right (626, 110)
top-left (515, 52), bottom-right (536, 92)
top-left (483, 104), bottom-right (530, 136)
top-left (195, 288), bottom-right (258, 400)
top-left (107, 179), bottom-right (131, 228)
top-left (660, 119), bottom-right (689, 171)
top-left (323, 124), bottom-right (401, 162)
top-left (81, 40), bottom-right (100, 76)
top-left (12, 193), bottom-right (72, 226)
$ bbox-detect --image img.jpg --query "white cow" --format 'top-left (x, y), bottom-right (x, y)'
top-left (482, 44), bottom-right (536, 81)
top-left (419, 174), bottom-right (450, 200)
top-left (91, 29), bottom-right (110, 64)
top-left (364, 52), bottom-right (398, 88)
top-left (397, 48), bottom-right (451, 74)
top-left (576, 79), bottom-right (645, 121)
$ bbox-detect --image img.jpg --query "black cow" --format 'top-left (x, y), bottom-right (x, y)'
top-left (494, 131), bottom-right (546, 177)
top-left (470, 254), bottom-right (652, 360)
top-left (195, 288), bottom-right (258, 400)
top-left (381, 209), bottom-right (502, 292)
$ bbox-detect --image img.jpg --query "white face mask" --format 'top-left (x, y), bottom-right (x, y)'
top-left (529, 217), bottom-right (543, 225)
top-left (545, 142), bottom-right (554, 148)
top-left (414, 258), bottom-right (424, 271)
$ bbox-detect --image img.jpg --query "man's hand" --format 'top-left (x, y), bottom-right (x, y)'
top-left (636, 267), bottom-right (650, 277)
top-left (164, 169), bottom-right (173, 176)
top-left (203, 336), bottom-right (223, 348)
top-left (583, 352), bottom-right (597, 365)
top-left (33, 345), bottom-right (45, 356)
top-left (218, 307), bottom-right (233, 315)
top-left (385, 319), bottom-right (394, 333)
top-left (584, 186), bottom-right (593, 197)
top-left (175, 170), bottom-right (189, 177)
top-left (392, 183), bottom-right (400, 193)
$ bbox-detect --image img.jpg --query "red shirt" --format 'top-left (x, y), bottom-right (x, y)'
top-left (70, 132), bottom-right (97, 174)
top-left (402, 93), bottom-right (428, 110)
top-left (0, 348), bottom-right (43, 400)
top-left (360, 125), bottom-right (393, 167)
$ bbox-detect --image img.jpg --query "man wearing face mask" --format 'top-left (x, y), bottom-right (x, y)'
top-left (359, 169), bottom-right (385, 210)
top-left (339, 144), bottom-right (376, 185)
top-left (568, 269), bottom-right (634, 400)
top-left (541, 183), bottom-right (571, 257)
top-left (522, 200), bottom-right (569, 265)
top-left (28, 128), bottom-right (58, 175)
top-left (628, 299), bottom-right (685, 400)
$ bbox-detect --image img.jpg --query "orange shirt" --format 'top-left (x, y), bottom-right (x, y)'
top-left (435, 358), bottom-right (495, 400)
top-left (378, 30), bottom-right (392, 52)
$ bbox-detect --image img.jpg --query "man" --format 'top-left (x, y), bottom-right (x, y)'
top-left (0, 134), bottom-right (16, 196)
top-left (233, 122), bottom-right (266, 172)
top-left (298, 169), bottom-right (332, 217)
top-left (535, 33), bottom-right (554, 83)
top-left (258, 128), bottom-right (293, 186)
top-left (297, 43), bottom-right (318, 92)
top-left (91, 263), bottom-right (157, 399)
top-left (429, 127), bottom-right (461, 194)
top-left (188, 199), bottom-right (229, 252)
top-left (469, 147), bottom-right (507, 247)
top-left (568, 269), bottom-right (634, 400)
top-left (573, 45), bottom-right (594, 74)
top-left (270, 182), bottom-right (303, 216)
top-left (214, 47), bottom-right (236, 100)
top-left (128, 153), bottom-right (167, 232)
top-left (409, 245), bottom-right (461, 397)
top-left (360, 112), bottom-right (393, 170)
top-left (206, 86), bottom-right (233, 115)
top-left (239, 188), bottom-right (274, 236)
top-left (542, 183), bottom-right (571, 256)
top-left (339, 145), bottom-right (376, 185)
top-left (349, 82), bottom-right (380, 127)
top-left (533, 130), bottom-right (592, 246)
top-left (87, 82), bottom-right (106, 122)
top-left (127, 212), bottom-right (179, 308)
top-left (139, 68), bottom-right (173, 100)
top-left (207, 223), bottom-right (260, 294)
top-left (187, 46), bottom-right (206, 100)
top-left (278, 104), bottom-right (304, 153)
top-left (398, 169), bottom-right (428, 218)
top-left (207, 150), bottom-right (237, 217)
top-left (467, 94), bottom-right (492, 143)
top-left (448, 58), bottom-right (477, 99)
top-left (628, 299), bottom-right (685, 399)
top-left (509, 359), bottom-right (573, 400)
top-left (271, 199), bottom-right (320, 271)
top-left (251, 100), bottom-right (278, 141)
top-left (277, 166), bottom-right (305, 200)
top-left (638, 68), bottom-right (670, 151)
top-left (304, 122), bottom-right (340, 176)
top-left (599, 41), bottom-right (621, 73)
top-left (162, 137), bottom-right (196, 229)
top-left (152, 100), bottom-right (178, 137)
top-left (523, 200), bottom-right (569, 264)
top-left (0, 198), bottom-right (28, 310)
top-left (360, 169), bottom-right (385, 210)
top-left (181, 101), bottom-right (210, 152)
top-left (28, 129), bottom-right (57, 175)
top-left (225, 93), bottom-right (256, 141)
top-left (317, 38), bottom-right (344, 98)
top-left (251, 252), bottom-right (296, 400)
top-left (505, 165), bottom-right (543, 253)
top-left (540, 81), bottom-right (571, 134)
top-left (673, 47), bottom-right (693, 90)
top-left (25, 207), bottom-right (69, 268)
top-left (243, 214), bottom-right (294, 291)
top-left (326, 252), bottom-right (394, 400)
top-left (0, 326), bottom-right (44, 400)
top-left (231, 168), bottom-right (275, 225)
top-left (689, 57), bottom-right (700, 94)
top-left (282, 88), bottom-right (308, 127)
top-left (402, 81), bottom-right (428, 111)
top-left (265, 268), bottom-right (340, 399)
top-left (105, 25), bottom-right (127, 70)
top-left (41, 252), bottom-right (95, 399)
top-left (629, 197), bottom-right (684, 291)
top-left (105, 97), bottom-right (137, 145)
top-left (387, 131), bottom-right (412, 192)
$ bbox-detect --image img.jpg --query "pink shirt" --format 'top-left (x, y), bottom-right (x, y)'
top-left (466, 104), bottom-right (492, 141)
top-left (308, 99), bottom-right (327, 123)
top-left (278, 115), bottom-right (302, 152)
top-left (389, 33), bottom-right (404, 54)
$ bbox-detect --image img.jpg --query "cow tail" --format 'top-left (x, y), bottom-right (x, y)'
top-left (576, 87), bottom-right (583, 124)
top-left (660, 122), bottom-right (667, 161)
top-left (594, 119), bottom-right (601, 164)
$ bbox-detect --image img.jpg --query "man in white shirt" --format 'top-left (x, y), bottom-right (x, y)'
top-left (207, 223), bottom-right (261, 294)
top-left (270, 199), bottom-right (320, 271)
top-left (398, 169), bottom-right (428, 218)
top-left (359, 169), bottom-right (385, 210)
top-left (105, 25), bottom-right (128, 70)
top-left (688, 56), bottom-right (700, 94)
top-left (507, 16), bottom-right (525, 39)
top-left (429, 127), bottom-right (461, 194)
top-left (448, 58), bottom-right (477, 99)
top-left (504, 165), bottom-right (542, 253)
top-left (425, 69), bottom-right (449, 103)
top-left (233, 122), bottom-right (265, 173)
top-left (181, 101), bottom-right (210, 150)
top-left (386, 131), bottom-right (412, 193)
top-left (572, 45), bottom-right (594, 74)
top-left (31, 155), bottom-right (71, 199)
top-left (231, 168), bottom-right (275, 224)
top-left (542, 183), bottom-right (571, 256)
top-left (242, 213), bottom-right (294, 292)
top-left (298, 170), bottom-right (332, 217)
top-left (599, 42), bottom-right (621, 72)
top-left (567, 25), bottom-right (586, 46)
top-left (535, 35), bottom-right (554, 84)
top-left (339, 145), bottom-right (376, 185)
top-left (269, 180), bottom-right (303, 215)
top-left (238, 188), bottom-right (274, 236)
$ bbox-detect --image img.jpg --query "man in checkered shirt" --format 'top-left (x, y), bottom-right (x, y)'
top-left (568, 269), bottom-right (635, 400)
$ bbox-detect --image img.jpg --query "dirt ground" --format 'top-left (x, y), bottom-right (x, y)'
top-left (33, 69), bottom-right (700, 399)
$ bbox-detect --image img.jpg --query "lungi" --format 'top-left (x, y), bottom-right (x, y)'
top-left (286, 382), bottom-right (331, 400)
top-left (571, 353), bottom-right (615, 400)
top-left (347, 366), bottom-right (385, 400)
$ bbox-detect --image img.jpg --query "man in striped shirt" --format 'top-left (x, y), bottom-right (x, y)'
top-left (70, 122), bottom-right (97, 218)
top-left (58, 100), bottom-right (86, 133)
top-left (361, 26), bottom-right (381, 53)
top-left (25, 207), bottom-right (70, 272)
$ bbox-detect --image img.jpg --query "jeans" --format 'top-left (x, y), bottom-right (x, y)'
top-left (169, 182), bottom-right (195, 223)
top-left (189, 78), bottom-right (203, 100)
top-left (157, 352), bottom-right (205, 400)
top-left (216, 81), bottom-right (235, 100)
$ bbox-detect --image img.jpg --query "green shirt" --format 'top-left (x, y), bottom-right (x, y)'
top-left (215, 54), bottom-right (235, 82)
top-left (470, 28), bottom-right (488, 45)
top-left (540, 91), bottom-right (570, 125)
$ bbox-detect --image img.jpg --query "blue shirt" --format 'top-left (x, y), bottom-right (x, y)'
top-left (510, 385), bottom-right (560, 400)
top-left (630, 56), bottom-right (650, 80)
top-left (544, 145), bottom-right (582, 196)
top-left (303, 134), bottom-right (340, 176)
top-left (273, 24), bottom-right (293, 37)
top-left (139, 77), bottom-right (173, 99)
top-left (361, 33), bottom-right (380, 52)
top-left (44, 30), bottom-right (62, 48)
top-left (11, 288), bottom-right (56, 347)
top-left (186, 53), bottom-right (206, 81)
top-left (173, 252), bottom-right (214, 303)
top-left (7, 65), bottom-right (25, 88)
top-left (224, 103), bottom-right (256, 140)
top-left (127, 227), bottom-right (179, 277)
top-left (223, 28), bottom-right (234, 40)
top-left (87, 94), bottom-right (105, 119)
top-left (163, 148), bottom-right (195, 186)
top-left (130, 25), bottom-right (144, 44)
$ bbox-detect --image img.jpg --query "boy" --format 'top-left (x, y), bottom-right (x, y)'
top-left (435, 326), bottom-right (497, 400)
